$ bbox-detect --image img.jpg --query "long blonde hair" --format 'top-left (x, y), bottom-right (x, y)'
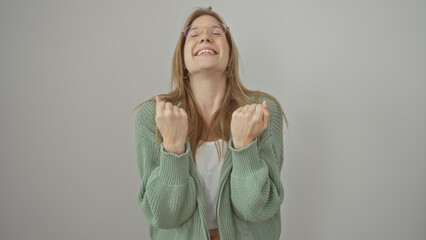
top-left (131, 6), bottom-right (288, 164)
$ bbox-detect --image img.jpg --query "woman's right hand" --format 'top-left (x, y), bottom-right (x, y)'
top-left (155, 95), bottom-right (188, 154)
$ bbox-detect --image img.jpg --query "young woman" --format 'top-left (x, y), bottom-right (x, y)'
top-left (133, 6), bottom-right (288, 240)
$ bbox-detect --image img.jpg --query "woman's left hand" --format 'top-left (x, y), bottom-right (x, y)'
top-left (230, 101), bottom-right (270, 149)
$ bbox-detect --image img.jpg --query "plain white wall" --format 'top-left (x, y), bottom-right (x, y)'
top-left (1, 0), bottom-right (425, 239)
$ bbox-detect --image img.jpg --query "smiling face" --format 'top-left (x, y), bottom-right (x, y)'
top-left (183, 15), bottom-right (230, 76)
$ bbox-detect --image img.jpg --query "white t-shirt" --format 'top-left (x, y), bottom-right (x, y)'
top-left (195, 139), bottom-right (228, 230)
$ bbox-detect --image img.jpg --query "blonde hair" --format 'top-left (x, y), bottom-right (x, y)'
top-left (131, 6), bottom-right (288, 164)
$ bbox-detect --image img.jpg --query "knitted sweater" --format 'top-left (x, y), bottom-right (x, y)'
top-left (134, 95), bottom-right (284, 240)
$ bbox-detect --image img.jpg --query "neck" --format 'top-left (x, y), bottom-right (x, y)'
top-left (188, 71), bottom-right (226, 125)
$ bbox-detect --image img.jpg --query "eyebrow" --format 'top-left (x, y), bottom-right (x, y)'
top-left (190, 24), bottom-right (220, 28)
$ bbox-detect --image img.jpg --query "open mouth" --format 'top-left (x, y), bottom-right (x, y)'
top-left (195, 48), bottom-right (218, 56)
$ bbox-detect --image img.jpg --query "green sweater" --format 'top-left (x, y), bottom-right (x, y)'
top-left (135, 96), bottom-right (284, 240)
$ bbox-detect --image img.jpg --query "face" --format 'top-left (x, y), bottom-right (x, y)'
top-left (183, 15), bottom-right (230, 76)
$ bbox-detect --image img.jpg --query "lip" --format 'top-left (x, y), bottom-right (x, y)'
top-left (194, 46), bottom-right (218, 56)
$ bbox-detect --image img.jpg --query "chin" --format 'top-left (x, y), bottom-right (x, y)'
top-left (193, 64), bottom-right (217, 71)
top-left (197, 66), bottom-right (226, 74)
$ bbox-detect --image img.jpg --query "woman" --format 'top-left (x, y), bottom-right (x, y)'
top-left (133, 6), bottom-right (288, 240)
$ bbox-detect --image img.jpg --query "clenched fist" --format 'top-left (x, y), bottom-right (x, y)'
top-left (230, 101), bottom-right (270, 149)
top-left (155, 95), bottom-right (188, 154)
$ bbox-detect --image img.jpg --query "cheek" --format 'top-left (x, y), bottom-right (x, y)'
top-left (183, 44), bottom-right (193, 61)
top-left (223, 44), bottom-right (230, 61)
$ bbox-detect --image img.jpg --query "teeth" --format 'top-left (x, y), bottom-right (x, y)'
top-left (197, 49), bottom-right (215, 55)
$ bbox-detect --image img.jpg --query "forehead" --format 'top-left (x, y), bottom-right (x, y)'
top-left (191, 15), bottom-right (220, 27)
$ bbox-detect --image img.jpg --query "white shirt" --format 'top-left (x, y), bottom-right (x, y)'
top-left (195, 139), bottom-right (228, 229)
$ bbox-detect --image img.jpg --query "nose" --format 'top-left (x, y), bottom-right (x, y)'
top-left (198, 30), bottom-right (212, 43)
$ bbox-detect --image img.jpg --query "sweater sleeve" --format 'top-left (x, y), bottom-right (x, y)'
top-left (134, 100), bottom-right (197, 229)
top-left (229, 97), bottom-right (285, 222)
